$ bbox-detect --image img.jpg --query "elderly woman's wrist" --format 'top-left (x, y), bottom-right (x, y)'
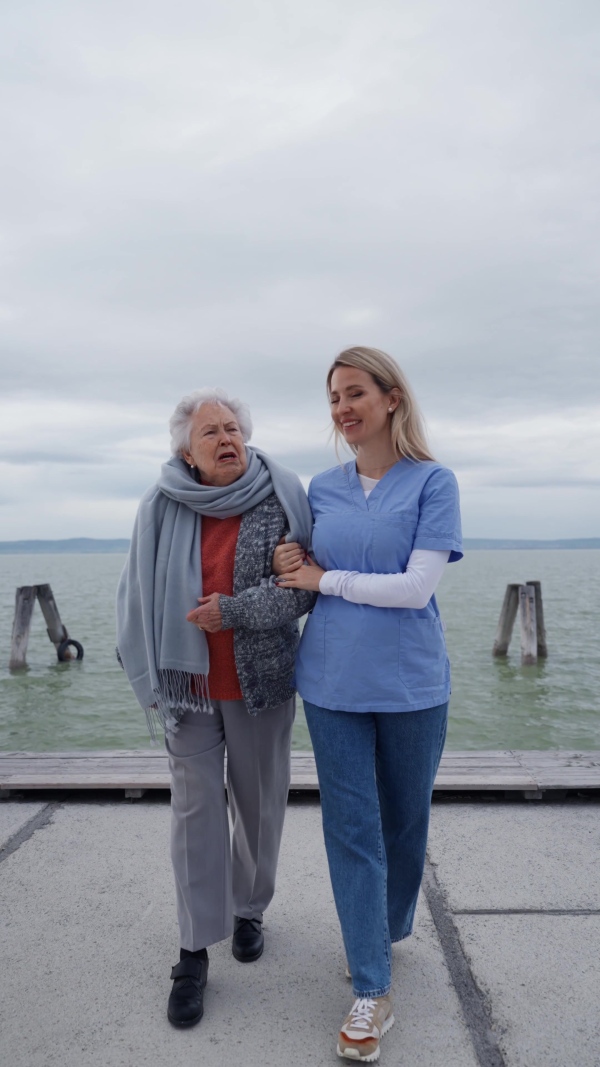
top-left (218, 594), bottom-right (236, 630)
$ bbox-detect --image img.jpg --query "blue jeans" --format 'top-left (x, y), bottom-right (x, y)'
top-left (304, 701), bottom-right (448, 998)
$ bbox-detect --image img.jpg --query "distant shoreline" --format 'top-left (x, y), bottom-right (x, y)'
top-left (0, 536), bottom-right (599, 554)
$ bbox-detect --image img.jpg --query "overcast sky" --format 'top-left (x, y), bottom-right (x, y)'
top-left (1, 0), bottom-right (599, 540)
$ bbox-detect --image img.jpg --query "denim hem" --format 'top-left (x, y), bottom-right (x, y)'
top-left (391, 930), bottom-right (413, 943)
top-left (351, 985), bottom-right (391, 999)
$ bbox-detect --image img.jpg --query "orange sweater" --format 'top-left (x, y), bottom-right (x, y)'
top-left (201, 514), bottom-right (243, 701)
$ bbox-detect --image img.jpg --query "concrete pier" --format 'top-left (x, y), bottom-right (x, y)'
top-left (1, 794), bottom-right (599, 1067)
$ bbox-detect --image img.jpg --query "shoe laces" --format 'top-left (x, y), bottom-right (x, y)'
top-left (348, 998), bottom-right (377, 1031)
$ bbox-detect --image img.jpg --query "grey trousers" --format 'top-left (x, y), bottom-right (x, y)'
top-left (166, 697), bottom-right (295, 951)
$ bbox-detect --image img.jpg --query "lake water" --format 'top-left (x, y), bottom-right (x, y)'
top-left (1, 551), bottom-right (599, 752)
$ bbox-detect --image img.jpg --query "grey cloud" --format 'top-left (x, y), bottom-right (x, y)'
top-left (65, 470), bottom-right (157, 500)
top-left (0, 451), bottom-right (105, 466)
top-left (1, 0), bottom-right (599, 536)
top-left (475, 474), bottom-right (600, 490)
top-left (262, 445), bottom-right (340, 477)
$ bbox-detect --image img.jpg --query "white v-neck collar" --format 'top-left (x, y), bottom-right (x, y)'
top-left (347, 458), bottom-right (407, 510)
top-left (357, 473), bottom-right (379, 498)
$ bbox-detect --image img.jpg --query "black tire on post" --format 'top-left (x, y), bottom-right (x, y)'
top-left (57, 638), bottom-right (84, 662)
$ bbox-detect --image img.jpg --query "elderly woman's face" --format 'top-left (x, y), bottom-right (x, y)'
top-left (182, 402), bottom-right (248, 486)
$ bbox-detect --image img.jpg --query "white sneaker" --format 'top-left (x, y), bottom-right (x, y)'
top-left (337, 996), bottom-right (394, 1062)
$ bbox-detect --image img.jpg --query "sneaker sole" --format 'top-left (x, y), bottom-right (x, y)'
top-left (232, 941), bottom-right (264, 963)
top-left (336, 1013), bottom-right (395, 1062)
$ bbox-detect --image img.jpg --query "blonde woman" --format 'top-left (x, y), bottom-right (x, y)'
top-left (275, 348), bottom-right (462, 1062)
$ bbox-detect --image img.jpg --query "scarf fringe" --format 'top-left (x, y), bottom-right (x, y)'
top-left (144, 669), bottom-right (213, 741)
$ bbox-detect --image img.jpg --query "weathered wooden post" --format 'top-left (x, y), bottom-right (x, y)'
top-left (492, 583), bottom-right (520, 656)
top-left (36, 584), bottom-right (69, 655)
top-left (493, 580), bottom-right (546, 665)
top-left (9, 586), bottom-right (37, 670)
top-left (519, 583), bottom-right (538, 665)
top-left (526, 579), bottom-right (548, 658)
top-left (8, 584), bottom-right (83, 670)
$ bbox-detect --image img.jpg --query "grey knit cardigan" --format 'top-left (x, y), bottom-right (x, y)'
top-left (217, 492), bottom-right (316, 714)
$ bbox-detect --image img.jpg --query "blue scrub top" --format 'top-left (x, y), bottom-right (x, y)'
top-left (295, 458), bottom-right (463, 713)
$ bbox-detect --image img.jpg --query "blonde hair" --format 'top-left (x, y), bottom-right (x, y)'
top-left (327, 346), bottom-right (435, 462)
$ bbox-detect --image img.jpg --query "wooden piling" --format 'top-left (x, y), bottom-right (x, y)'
top-left (36, 584), bottom-right (68, 650)
top-left (492, 583), bottom-right (520, 656)
top-left (519, 583), bottom-right (538, 665)
top-left (8, 583), bottom-right (82, 668)
top-left (526, 579), bottom-right (548, 658)
top-left (9, 586), bottom-right (37, 670)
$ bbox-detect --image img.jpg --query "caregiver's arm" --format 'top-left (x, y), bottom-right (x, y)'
top-left (319, 549), bottom-right (450, 609)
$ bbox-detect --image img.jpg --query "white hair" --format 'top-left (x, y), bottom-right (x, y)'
top-left (169, 388), bottom-right (253, 456)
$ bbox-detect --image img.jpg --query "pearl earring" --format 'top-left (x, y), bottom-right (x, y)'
top-left (189, 463), bottom-right (195, 469)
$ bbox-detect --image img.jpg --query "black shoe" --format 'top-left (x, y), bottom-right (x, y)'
top-left (167, 954), bottom-right (209, 1027)
top-left (232, 916), bottom-right (264, 962)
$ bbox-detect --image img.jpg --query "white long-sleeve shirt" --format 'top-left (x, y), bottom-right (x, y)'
top-left (318, 473), bottom-right (449, 609)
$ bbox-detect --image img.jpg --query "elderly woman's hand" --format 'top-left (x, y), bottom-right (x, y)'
top-left (186, 592), bottom-right (223, 633)
top-left (276, 556), bottom-right (325, 592)
top-left (272, 538), bottom-right (306, 575)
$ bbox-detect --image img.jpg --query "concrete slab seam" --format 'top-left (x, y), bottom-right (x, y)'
top-left (422, 858), bottom-right (507, 1067)
top-left (453, 909), bottom-right (600, 916)
top-left (0, 803), bottom-right (61, 865)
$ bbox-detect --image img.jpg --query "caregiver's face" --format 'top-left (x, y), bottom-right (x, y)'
top-left (329, 366), bottom-right (396, 448)
top-left (183, 402), bottom-right (248, 486)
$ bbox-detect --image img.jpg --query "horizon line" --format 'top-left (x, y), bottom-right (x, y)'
top-left (1, 535), bottom-right (599, 553)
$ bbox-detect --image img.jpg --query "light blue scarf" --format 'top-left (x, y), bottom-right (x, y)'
top-left (116, 447), bottom-right (312, 736)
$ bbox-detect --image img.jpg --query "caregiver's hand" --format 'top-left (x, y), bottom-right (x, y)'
top-left (276, 556), bottom-right (325, 592)
top-left (272, 538), bottom-right (306, 575)
top-left (186, 592), bottom-right (223, 633)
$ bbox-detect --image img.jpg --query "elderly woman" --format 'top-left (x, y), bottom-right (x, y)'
top-left (116, 388), bottom-right (315, 1029)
